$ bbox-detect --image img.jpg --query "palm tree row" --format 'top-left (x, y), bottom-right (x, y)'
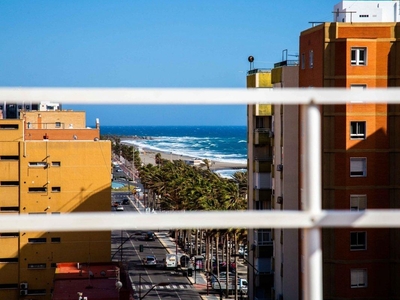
top-left (137, 153), bottom-right (248, 283)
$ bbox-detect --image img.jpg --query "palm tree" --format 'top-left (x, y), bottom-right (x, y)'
top-left (155, 153), bottom-right (162, 166)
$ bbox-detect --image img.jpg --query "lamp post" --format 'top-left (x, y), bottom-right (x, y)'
top-left (232, 253), bottom-right (257, 299)
top-left (207, 271), bottom-right (223, 300)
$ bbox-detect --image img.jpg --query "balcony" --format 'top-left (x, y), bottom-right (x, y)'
top-left (253, 104), bottom-right (272, 116)
top-left (253, 172), bottom-right (272, 190)
top-left (254, 128), bottom-right (272, 145)
top-left (254, 189), bottom-right (272, 202)
top-left (254, 159), bottom-right (272, 173)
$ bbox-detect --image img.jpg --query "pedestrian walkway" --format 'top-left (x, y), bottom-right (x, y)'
top-left (155, 231), bottom-right (223, 300)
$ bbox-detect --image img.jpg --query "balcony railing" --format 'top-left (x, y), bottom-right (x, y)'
top-left (2, 87), bottom-right (400, 300)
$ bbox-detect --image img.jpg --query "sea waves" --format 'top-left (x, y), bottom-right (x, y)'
top-left (101, 125), bottom-right (247, 165)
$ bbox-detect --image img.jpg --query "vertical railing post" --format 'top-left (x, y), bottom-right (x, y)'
top-left (302, 102), bottom-right (323, 300)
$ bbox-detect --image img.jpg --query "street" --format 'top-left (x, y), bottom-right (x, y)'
top-left (111, 191), bottom-right (202, 299)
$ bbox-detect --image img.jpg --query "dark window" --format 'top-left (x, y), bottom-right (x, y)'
top-left (28, 263), bottom-right (46, 269)
top-left (28, 238), bottom-right (46, 243)
top-left (51, 161), bottom-right (61, 167)
top-left (27, 289), bottom-right (46, 295)
top-left (51, 237), bottom-right (61, 243)
top-left (350, 232), bottom-right (366, 250)
top-left (0, 232), bottom-right (19, 237)
top-left (0, 207), bottom-right (18, 211)
top-left (350, 121), bottom-right (366, 139)
top-left (0, 284), bottom-right (18, 289)
top-left (0, 156), bottom-right (19, 160)
top-left (0, 124), bottom-right (18, 129)
top-left (51, 187), bottom-right (61, 192)
top-left (0, 258), bottom-right (18, 263)
top-left (28, 187), bottom-right (47, 192)
top-left (55, 122), bottom-right (61, 128)
top-left (255, 117), bottom-right (264, 128)
top-left (0, 181), bottom-right (19, 186)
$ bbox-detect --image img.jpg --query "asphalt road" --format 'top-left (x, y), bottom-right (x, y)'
top-left (111, 192), bottom-right (202, 299)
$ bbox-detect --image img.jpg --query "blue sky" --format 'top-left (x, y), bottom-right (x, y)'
top-left (0, 1), bottom-right (334, 126)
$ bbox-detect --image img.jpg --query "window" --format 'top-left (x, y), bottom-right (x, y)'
top-left (0, 181), bottom-right (19, 186)
top-left (350, 232), bottom-right (366, 250)
top-left (0, 284), bottom-right (18, 289)
top-left (51, 237), bottom-right (61, 243)
top-left (0, 258), bottom-right (18, 263)
top-left (28, 162), bottom-right (47, 167)
top-left (26, 289), bottom-right (46, 295)
top-left (350, 195), bottom-right (367, 211)
top-left (309, 50), bottom-right (314, 68)
top-left (28, 238), bottom-right (46, 243)
top-left (350, 121), bottom-right (366, 139)
top-left (52, 161), bottom-right (61, 167)
top-left (351, 269), bottom-right (367, 288)
top-left (0, 232), bottom-right (19, 237)
top-left (301, 53), bottom-right (305, 69)
top-left (28, 187), bottom-right (47, 192)
top-left (257, 229), bottom-right (272, 245)
top-left (0, 124), bottom-right (18, 129)
top-left (55, 122), bottom-right (61, 128)
top-left (0, 155), bottom-right (19, 160)
top-left (51, 187), bottom-right (61, 192)
top-left (351, 47), bottom-right (367, 65)
top-left (28, 263), bottom-right (46, 269)
top-left (0, 207), bottom-right (18, 211)
top-left (255, 117), bottom-right (264, 129)
top-left (350, 158), bottom-right (367, 177)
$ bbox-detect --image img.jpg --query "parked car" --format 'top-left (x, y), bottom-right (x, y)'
top-left (122, 198), bottom-right (130, 205)
top-left (143, 255), bottom-right (157, 267)
top-left (213, 261), bottom-right (236, 274)
top-left (116, 205), bottom-right (124, 211)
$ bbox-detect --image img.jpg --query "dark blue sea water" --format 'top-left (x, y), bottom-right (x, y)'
top-left (101, 126), bottom-right (247, 177)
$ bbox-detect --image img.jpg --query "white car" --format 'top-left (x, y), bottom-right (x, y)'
top-left (116, 205), bottom-right (124, 211)
top-left (143, 255), bottom-right (157, 267)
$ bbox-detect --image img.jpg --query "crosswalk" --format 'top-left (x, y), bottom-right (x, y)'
top-left (132, 284), bottom-right (193, 290)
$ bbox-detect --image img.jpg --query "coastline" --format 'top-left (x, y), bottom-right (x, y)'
top-left (136, 147), bottom-right (246, 171)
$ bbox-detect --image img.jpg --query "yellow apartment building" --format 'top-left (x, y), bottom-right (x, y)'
top-left (247, 61), bottom-right (300, 299)
top-left (0, 110), bottom-right (111, 299)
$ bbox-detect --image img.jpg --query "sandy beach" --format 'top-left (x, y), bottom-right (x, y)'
top-left (135, 147), bottom-right (246, 171)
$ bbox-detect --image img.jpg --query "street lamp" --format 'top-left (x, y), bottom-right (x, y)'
top-left (207, 272), bottom-right (223, 300)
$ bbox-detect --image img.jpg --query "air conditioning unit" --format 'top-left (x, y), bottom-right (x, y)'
top-left (277, 164), bottom-right (283, 171)
top-left (277, 196), bottom-right (283, 204)
top-left (20, 290), bottom-right (28, 296)
top-left (20, 283), bottom-right (28, 290)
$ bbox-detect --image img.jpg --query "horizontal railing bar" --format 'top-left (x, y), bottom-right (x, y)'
top-left (1, 87), bottom-right (400, 105)
top-left (2, 210), bottom-right (400, 232)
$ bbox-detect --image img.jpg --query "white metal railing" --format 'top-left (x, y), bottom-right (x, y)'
top-left (2, 87), bottom-right (400, 300)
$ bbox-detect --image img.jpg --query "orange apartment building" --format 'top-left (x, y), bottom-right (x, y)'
top-left (299, 21), bottom-right (400, 299)
top-left (0, 107), bottom-right (111, 299)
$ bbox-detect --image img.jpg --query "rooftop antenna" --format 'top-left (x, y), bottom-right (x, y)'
top-left (248, 56), bottom-right (254, 70)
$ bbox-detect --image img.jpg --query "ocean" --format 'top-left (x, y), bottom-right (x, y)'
top-left (101, 125), bottom-right (247, 178)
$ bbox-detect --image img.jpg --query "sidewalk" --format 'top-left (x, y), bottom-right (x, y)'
top-left (155, 231), bottom-right (223, 300)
